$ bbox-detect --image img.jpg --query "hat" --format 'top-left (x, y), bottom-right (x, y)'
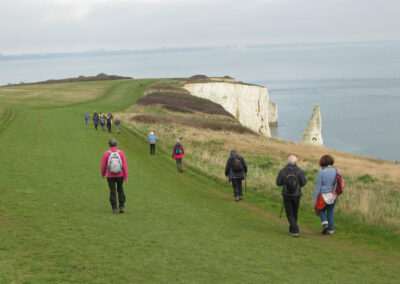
top-left (150, 131), bottom-right (154, 135)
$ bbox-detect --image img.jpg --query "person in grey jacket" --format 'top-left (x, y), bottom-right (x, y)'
top-left (84, 112), bottom-right (90, 125)
top-left (225, 150), bottom-right (247, 201)
top-left (314, 154), bottom-right (337, 235)
top-left (276, 155), bottom-right (307, 237)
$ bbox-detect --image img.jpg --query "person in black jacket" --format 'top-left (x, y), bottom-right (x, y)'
top-left (276, 155), bottom-right (307, 237)
top-left (225, 150), bottom-right (248, 202)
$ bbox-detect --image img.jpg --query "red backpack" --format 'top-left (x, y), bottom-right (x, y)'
top-left (335, 170), bottom-right (344, 195)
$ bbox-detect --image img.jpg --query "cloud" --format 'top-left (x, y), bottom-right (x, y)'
top-left (0, 0), bottom-right (399, 54)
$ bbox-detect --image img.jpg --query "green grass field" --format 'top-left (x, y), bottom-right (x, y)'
top-left (0, 79), bottom-right (399, 283)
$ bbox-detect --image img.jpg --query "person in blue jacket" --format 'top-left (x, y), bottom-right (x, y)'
top-left (148, 131), bottom-right (156, 155)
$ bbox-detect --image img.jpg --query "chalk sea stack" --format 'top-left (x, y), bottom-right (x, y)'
top-left (302, 104), bottom-right (323, 145)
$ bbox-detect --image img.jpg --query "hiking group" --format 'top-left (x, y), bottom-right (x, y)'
top-left (97, 125), bottom-right (344, 237)
top-left (276, 154), bottom-right (344, 237)
top-left (86, 112), bottom-right (121, 134)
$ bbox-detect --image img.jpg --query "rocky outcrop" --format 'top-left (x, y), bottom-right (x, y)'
top-left (183, 82), bottom-right (271, 136)
top-left (269, 101), bottom-right (278, 126)
top-left (302, 105), bottom-right (323, 145)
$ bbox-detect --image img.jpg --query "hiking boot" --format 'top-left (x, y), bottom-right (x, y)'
top-left (239, 195), bottom-right (243, 200)
top-left (290, 233), bottom-right (299, 238)
top-left (322, 223), bottom-right (329, 234)
top-left (327, 230), bottom-right (334, 235)
top-left (119, 207), bottom-right (125, 214)
top-left (235, 196), bottom-right (240, 202)
top-left (112, 208), bottom-right (118, 215)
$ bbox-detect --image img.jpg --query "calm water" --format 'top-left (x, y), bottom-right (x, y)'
top-left (257, 79), bottom-right (400, 161)
top-left (1, 41), bottom-right (399, 160)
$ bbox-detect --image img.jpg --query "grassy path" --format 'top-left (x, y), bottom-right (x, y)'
top-left (0, 80), bottom-right (399, 283)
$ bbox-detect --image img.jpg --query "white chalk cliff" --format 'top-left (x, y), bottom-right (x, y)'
top-left (302, 104), bottom-right (323, 145)
top-left (184, 82), bottom-right (271, 136)
top-left (269, 101), bottom-right (278, 126)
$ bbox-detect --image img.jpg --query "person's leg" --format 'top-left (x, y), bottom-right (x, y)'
top-left (326, 200), bottom-right (336, 232)
top-left (284, 197), bottom-right (299, 234)
top-left (319, 207), bottom-right (329, 233)
top-left (238, 179), bottom-right (243, 199)
top-left (107, 125), bottom-right (111, 133)
top-left (176, 158), bottom-right (183, 172)
top-left (176, 158), bottom-right (181, 172)
top-left (116, 177), bottom-right (126, 212)
top-left (232, 179), bottom-right (240, 200)
top-left (150, 144), bottom-right (153, 155)
top-left (107, 177), bottom-right (118, 212)
top-left (116, 125), bottom-right (120, 134)
top-left (292, 197), bottom-right (300, 233)
top-left (95, 124), bottom-right (98, 130)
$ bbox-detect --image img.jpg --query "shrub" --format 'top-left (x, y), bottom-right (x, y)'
top-left (358, 174), bottom-right (377, 184)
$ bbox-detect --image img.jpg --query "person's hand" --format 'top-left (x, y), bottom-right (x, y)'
top-left (125, 179), bottom-right (128, 184)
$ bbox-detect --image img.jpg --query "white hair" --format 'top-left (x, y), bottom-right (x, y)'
top-left (288, 155), bottom-right (297, 165)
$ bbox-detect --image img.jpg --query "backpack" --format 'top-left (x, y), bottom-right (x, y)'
top-left (232, 156), bottom-right (244, 173)
top-left (284, 167), bottom-right (299, 194)
top-left (335, 169), bottom-right (344, 195)
top-left (175, 145), bottom-right (182, 155)
top-left (100, 117), bottom-right (106, 124)
top-left (107, 150), bottom-right (123, 174)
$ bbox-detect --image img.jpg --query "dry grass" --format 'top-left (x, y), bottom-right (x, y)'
top-left (120, 105), bottom-right (400, 231)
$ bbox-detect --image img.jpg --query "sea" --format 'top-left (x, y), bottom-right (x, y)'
top-left (1, 41), bottom-right (399, 161)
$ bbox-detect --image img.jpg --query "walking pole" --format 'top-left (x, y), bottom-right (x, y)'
top-left (280, 203), bottom-right (284, 218)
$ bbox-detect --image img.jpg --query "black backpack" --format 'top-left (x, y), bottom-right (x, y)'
top-left (232, 156), bottom-right (244, 173)
top-left (284, 167), bottom-right (299, 194)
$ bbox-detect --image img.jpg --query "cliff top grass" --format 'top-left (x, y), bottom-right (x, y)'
top-left (0, 78), bottom-right (398, 283)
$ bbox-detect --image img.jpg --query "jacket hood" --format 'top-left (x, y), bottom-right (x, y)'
top-left (230, 149), bottom-right (238, 157)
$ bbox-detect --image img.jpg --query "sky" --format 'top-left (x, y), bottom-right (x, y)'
top-left (1, 0), bottom-right (399, 54)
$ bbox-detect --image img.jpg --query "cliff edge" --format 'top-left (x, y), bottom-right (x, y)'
top-left (183, 82), bottom-right (271, 136)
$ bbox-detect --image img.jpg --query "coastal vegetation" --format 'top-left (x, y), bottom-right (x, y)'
top-left (0, 78), bottom-right (398, 283)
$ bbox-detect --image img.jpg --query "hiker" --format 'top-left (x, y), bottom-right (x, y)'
top-left (108, 112), bottom-right (113, 124)
top-left (93, 112), bottom-right (99, 130)
top-left (106, 117), bottom-right (112, 133)
top-left (114, 118), bottom-right (121, 134)
top-left (101, 138), bottom-right (128, 214)
top-left (314, 154), bottom-right (338, 235)
top-left (172, 139), bottom-right (184, 172)
top-left (225, 150), bottom-right (248, 202)
top-left (276, 155), bottom-right (307, 237)
top-left (84, 112), bottom-right (90, 125)
top-left (149, 132), bottom-right (156, 155)
top-left (100, 115), bottom-right (106, 131)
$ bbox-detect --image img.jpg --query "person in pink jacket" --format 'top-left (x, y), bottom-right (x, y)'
top-left (101, 138), bottom-right (128, 214)
top-left (172, 138), bottom-right (184, 173)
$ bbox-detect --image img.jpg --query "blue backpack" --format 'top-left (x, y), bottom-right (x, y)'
top-left (175, 146), bottom-right (182, 155)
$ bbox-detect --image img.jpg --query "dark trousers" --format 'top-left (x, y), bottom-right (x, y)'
top-left (232, 178), bottom-right (243, 197)
top-left (176, 158), bottom-right (183, 172)
top-left (94, 123), bottom-right (98, 130)
top-left (107, 124), bottom-right (111, 133)
top-left (107, 177), bottom-right (125, 209)
top-left (283, 196), bottom-right (300, 233)
top-left (150, 144), bottom-right (156, 155)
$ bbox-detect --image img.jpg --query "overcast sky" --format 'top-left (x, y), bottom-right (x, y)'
top-left (1, 0), bottom-right (399, 54)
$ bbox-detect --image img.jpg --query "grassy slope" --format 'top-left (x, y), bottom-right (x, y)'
top-left (0, 79), bottom-right (399, 283)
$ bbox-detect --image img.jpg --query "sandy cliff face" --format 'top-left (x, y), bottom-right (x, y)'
top-left (268, 101), bottom-right (278, 126)
top-left (184, 82), bottom-right (271, 136)
top-left (302, 104), bottom-right (323, 145)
